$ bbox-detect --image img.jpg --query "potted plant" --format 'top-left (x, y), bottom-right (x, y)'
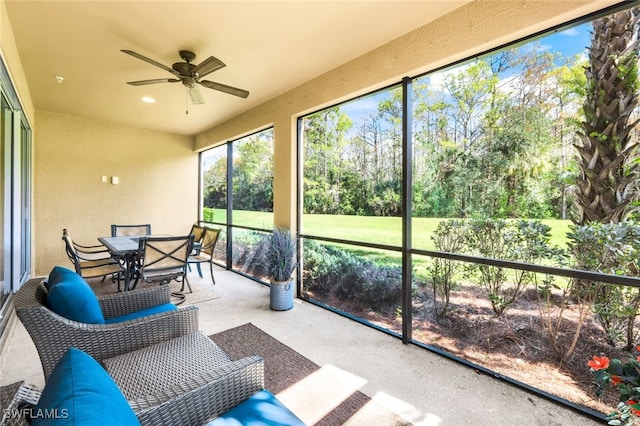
top-left (265, 227), bottom-right (297, 311)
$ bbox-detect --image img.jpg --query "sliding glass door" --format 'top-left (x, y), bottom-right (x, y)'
top-left (0, 61), bottom-right (32, 340)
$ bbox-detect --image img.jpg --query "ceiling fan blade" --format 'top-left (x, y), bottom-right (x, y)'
top-left (199, 80), bottom-right (249, 98)
top-left (192, 56), bottom-right (226, 78)
top-left (126, 78), bottom-right (180, 86)
top-left (121, 50), bottom-right (180, 77)
top-left (187, 85), bottom-right (205, 105)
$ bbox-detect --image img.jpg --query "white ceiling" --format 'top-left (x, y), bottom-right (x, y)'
top-left (4, 1), bottom-right (470, 136)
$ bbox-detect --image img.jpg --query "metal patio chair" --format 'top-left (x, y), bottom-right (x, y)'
top-left (188, 227), bottom-right (221, 284)
top-left (62, 229), bottom-right (124, 290)
top-left (111, 223), bottom-right (152, 237)
top-left (138, 234), bottom-right (194, 302)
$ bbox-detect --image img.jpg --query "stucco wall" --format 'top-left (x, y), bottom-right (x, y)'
top-left (0, 0), bottom-right (34, 123)
top-left (195, 0), bottom-right (623, 230)
top-left (34, 111), bottom-right (198, 275)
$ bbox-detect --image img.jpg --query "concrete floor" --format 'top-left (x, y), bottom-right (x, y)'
top-left (0, 268), bottom-right (603, 425)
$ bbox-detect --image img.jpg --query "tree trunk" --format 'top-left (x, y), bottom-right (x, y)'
top-left (574, 8), bottom-right (640, 225)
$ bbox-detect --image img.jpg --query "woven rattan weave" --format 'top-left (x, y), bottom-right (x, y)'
top-left (0, 381), bottom-right (41, 426)
top-left (104, 331), bottom-right (264, 425)
top-left (15, 277), bottom-right (199, 380)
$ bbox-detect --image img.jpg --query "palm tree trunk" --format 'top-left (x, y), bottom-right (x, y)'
top-left (574, 7), bottom-right (640, 225)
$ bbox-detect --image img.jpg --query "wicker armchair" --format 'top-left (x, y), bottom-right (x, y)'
top-left (14, 277), bottom-right (199, 380)
top-left (0, 348), bottom-right (264, 426)
top-left (108, 332), bottom-right (264, 425)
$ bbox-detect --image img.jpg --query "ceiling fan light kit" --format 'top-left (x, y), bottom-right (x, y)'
top-left (121, 49), bottom-right (250, 107)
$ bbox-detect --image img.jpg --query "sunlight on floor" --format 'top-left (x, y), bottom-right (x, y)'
top-left (277, 364), bottom-right (367, 424)
top-left (351, 391), bottom-right (443, 425)
top-left (276, 363), bottom-right (438, 425)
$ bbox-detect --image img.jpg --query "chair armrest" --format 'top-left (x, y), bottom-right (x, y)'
top-left (17, 305), bottom-right (199, 380)
top-left (74, 245), bottom-right (112, 255)
top-left (14, 278), bottom-right (47, 310)
top-left (0, 382), bottom-right (42, 426)
top-left (133, 356), bottom-right (264, 426)
top-left (99, 285), bottom-right (172, 319)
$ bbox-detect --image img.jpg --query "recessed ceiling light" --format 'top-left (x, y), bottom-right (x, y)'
top-left (141, 96), bottom-right (156, 103)
top-left (54, 76), bottom-right (64, 83)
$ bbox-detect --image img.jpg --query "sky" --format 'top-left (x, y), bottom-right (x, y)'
top-left (541, 23), bottom-right (591, 59)
top-left (338, 19), bottom-right (594, 126)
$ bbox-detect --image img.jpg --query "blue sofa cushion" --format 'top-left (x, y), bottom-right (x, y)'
top-left (206, 389), bottom-right (305, 426)
top-left (105, 303), bottom-right (177, 324)
top-left (45, 266), bottom-right (78, 290)
top-left (46, 271), bottom-right (105, 324)
top-left (32, 347), bottom-right (140, 425)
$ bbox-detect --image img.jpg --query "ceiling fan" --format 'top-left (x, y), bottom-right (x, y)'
top-left (121, 49), bottom-right (249, 105)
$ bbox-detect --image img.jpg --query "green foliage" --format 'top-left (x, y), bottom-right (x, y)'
top-left (465, 218), bottom-right (558, 315)
top-left (464, 219), bottom-right (511, 314)
top-left (426, 219), bottom-right (466, 318)
top-left (202, 40), bottom-right (591, 221)
top-left (230, 230), bottom-right (270, 277)
top-left (202, 129), bottom-right (274, 212)
top-left (568, 221), bottom-right (640, 349)
top-left (202, 152), bottom-right (227, 209)
top-left (303, 239), bottom-right (401, 311)
top-left (232, 132), bottom-right (274, 212)
top-left (202, 207), bottom-right (215, 223)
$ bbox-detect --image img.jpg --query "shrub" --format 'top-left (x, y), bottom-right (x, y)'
top-left (568, 221), bottom-right (640, 350)
top-left (202, 207), bottom-right (215, 222)
top-left (303, 239), bottom-right (401, 311)
top-left (465, 218), bottom-right (557, 315)
top-left (426, 219), bottom-right (466, 318)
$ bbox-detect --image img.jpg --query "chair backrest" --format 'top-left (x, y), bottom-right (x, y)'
top-left (189, 224), bottom-right (206, 243)
top-left (61, 229), bottom-right (82, 274)
top-left (111, 224), bottom-right (151, 237)
top-left (200, 228), bottom-right (221, 256)
top-left (138, 235), bottom-right (194, 281)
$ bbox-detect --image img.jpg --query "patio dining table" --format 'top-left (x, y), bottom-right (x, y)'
top-left (99, 234), bottom-right (199, 291)
top-left (98, 236), bottom-right (143, 291)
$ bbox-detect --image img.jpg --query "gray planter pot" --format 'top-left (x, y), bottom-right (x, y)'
top-left (270, 279), bottom-right (294, 311)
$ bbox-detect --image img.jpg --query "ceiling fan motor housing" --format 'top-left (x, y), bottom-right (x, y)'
top-left (172, 61), bottom-right (196, 77)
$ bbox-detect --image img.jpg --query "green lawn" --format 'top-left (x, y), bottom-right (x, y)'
top-left (209, 208), bottom-right (573, 251)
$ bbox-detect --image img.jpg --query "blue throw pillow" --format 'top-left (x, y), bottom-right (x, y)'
top-left (105, 303), bottom-right (178, 324)
top-left (47, 272), bottom-right (105, 324)
top-left (46, 266), bottom-right (78, 290)
top-left (206, 389), bottom-right (305, 426)
top-left (32, 347), bottom-right (140, 425)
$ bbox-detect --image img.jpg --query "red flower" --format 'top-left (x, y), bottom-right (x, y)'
top-left (588, 355), bottom-right (610, 370)
top-left (628, 400), bottom-right (640, 416)
top-left (611, 375), bottom-right (623, 386)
